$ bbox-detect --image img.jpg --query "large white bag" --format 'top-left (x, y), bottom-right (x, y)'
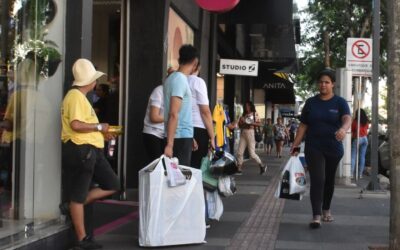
top-left (139, 155), bottom-right (206, 247)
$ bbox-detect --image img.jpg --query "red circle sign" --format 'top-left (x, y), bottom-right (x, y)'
top-left (351, 40), bottom-right (370, 59)
top-left (195, 0), bottom-right (240, 13)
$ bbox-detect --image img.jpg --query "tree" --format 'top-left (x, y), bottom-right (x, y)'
top-left (296, 0), bottom-right (388, 96)
top-left (387, 0), bottom-right (400, 247)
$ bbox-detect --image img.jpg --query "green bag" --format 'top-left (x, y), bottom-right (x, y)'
top-left (200, 156), bottom-right (218, 191)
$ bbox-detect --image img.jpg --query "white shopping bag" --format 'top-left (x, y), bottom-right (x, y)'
top-left (139, 155), bottom-right (206, 247)
top-left (205, 190), bottom-right (223, 221)
top-left (287, 156), bottom-right (307, 195)
top-left (218, 176), bottom-right (236, 197)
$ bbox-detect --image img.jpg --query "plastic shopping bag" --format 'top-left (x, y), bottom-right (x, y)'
top-left (139, 155), bottom-right (206, 247)
top-left (201, 155), bottom-right (218, 191)
top-left (205, 190), bottom-right (223, 221)
top-left (288, 156), bottom-right (306, 195)
top-left (274, 156), bottom-right (306, 200)
top-left (218, 176), bottom-right (236, 197)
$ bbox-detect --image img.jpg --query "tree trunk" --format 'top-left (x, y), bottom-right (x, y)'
top-left (387, 0), bottom-right (400, 248)
top-left (323, 31), bottom-right (330, 68)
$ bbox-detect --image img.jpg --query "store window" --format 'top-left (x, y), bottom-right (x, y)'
top-left (0, 0), bottom-right (64, 238)
top-left (167, 8), bottom-right (194, 70)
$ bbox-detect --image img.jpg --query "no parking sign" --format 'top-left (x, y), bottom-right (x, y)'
top-left (346, 38), bottom-right (372, 76)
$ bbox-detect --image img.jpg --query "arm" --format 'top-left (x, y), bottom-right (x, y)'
top-left (164, 96), bottom-right (182, 157)
top-left (149, 106), bottom-right (164, 123)
top-left (70, 120), bottom-right (109, 133)
top-left (290, 123), bottom-right (308, 153)
top-left (199, 104), bottom-right (215, 149)
top-left (335, 114), bottom-right (352, 141)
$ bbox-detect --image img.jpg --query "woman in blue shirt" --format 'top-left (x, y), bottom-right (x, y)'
top-left (291, 69), bottom-right (352, 229)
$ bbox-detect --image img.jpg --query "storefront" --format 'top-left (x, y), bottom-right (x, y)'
top-left (0, 0), bottom-right (217, 248)
top-left (0, 0), bottom-right (65, 246)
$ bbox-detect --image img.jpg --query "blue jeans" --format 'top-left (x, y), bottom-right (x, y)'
top-left (351, 136), bottom-right (369, 177)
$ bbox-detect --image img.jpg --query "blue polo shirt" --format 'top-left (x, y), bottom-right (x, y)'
top-left (300, 95), bottom-right (351, 156)
top-left (163, 72), bottom-right (193, 138)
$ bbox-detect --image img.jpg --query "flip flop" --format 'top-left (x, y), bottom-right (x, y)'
top-left (309, 221), bottom-right (321, 229)
top-left (322, 215), bottom-right (334, 222)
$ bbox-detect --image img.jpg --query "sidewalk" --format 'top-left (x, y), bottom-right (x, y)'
top-left (92, 148), bottom-right (390, 249)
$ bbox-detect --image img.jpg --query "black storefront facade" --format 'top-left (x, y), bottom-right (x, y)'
top-left (0, 0), bottom-right (297, 248)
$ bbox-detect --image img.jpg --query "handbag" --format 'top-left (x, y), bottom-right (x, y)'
top-left (253, 112), bottom-right (262, 142)
top-left (254, 127), bottom-right (263, 143)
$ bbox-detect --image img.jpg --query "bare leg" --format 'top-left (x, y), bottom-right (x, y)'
top-left (70, 202), bottom-right (86, 241)
top-left (85, 187), bottom-right (116, 205)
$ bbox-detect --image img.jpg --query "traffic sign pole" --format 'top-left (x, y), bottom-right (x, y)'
top-left (368, 0), bottom-right (380, 190)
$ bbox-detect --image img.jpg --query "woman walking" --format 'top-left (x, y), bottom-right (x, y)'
top-left (236, 101), bottom-right (267, 175)
top-left (273, 117), bottom-right (287, 158)
top-left (351, 108), bottom-right (369, 179)
top-left (291, 69), bottom-right (352, 229)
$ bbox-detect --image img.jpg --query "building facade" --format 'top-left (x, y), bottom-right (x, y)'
top-left (0, 0), bottom-right (297, 248)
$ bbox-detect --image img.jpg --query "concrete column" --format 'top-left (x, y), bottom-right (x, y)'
top-left (335, 68), bottom-right (353, 185)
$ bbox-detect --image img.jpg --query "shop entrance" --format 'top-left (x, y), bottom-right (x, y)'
top-left (92, 0), bottom-right (128, 197)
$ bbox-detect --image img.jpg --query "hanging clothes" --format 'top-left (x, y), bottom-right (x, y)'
top-left (212, 103), bottom-right (226, 149)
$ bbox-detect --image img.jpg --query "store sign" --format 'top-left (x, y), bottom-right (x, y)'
top-left (280, 110), bottom-right (296, 118)
top-left (219, 59), bottom-right (258, 76)
top-left (346, 38), bottom-right (372, 76)
top-left (263, 82), bottom-right (290, 89)
top-left (195, 0), bottom-right (240, 13)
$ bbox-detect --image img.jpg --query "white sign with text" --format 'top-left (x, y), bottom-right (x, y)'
top-left (346, 38), bottom-right (372, 76)
top-left (219, 59), bottom-right (259, 76)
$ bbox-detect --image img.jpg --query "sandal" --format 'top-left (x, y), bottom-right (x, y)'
top-left (322, 215), bottom-right (334, 222)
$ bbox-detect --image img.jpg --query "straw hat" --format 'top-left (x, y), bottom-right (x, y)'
top-left (72, 58), bottom-right (105, 87)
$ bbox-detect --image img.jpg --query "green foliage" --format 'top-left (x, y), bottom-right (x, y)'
top-left (295, 0), bottom-right (388, 96)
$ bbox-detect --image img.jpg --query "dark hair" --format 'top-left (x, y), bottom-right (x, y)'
top-left (243, 101), bottom-right (256, 115)
top-left (97, 83), bottom-right (110, 94)
top-left (178, 44), bottom-right (199, 65)
top-left (318, 69), bottom-right (336, 82)
top-left (355, 108), bottom-right (369, 125)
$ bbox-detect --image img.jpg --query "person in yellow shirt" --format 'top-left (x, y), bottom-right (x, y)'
top-left (61, 59), bottom-right (119, 250)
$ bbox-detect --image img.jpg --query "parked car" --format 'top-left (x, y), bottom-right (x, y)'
top-left (365, 132), bottom-right (389, 177)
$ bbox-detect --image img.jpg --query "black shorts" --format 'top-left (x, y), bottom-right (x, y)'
top-left (62, 141), bottom-right (120, 203)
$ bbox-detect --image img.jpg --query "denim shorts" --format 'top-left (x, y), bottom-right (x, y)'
top-left (62, 141), bottom-right (120, 203)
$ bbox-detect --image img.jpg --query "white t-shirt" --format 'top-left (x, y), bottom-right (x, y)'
top-left (143, 85), bottom-right (164, 138)
top-left (188, 75), bottom-right (209, 129)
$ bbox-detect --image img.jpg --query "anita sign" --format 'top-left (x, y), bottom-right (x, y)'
top-left (263, 82), bottom-right (289, 89)
top-left (219, 59), bottom-right (259, 76)
top-left (195, 0), bottom-right (240, 13)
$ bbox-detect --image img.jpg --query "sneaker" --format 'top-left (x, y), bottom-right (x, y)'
top-left (206, 223), bottom-right (211, 229)
top-left (259, 164), bottom-right (267, 175)
top-left (76, 235), bottom-right (102, 250)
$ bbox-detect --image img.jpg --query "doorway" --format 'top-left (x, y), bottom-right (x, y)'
top-left (92, 0), bottom-right (127, 197)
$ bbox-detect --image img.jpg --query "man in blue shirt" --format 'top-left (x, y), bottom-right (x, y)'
top-left (163, 45), bottom-right (199, 166)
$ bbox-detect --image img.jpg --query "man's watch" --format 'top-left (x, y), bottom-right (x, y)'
top-left (96, 124), bottom-right (103, 131)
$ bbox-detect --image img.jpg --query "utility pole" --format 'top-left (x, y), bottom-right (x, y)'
top-left (387, 0), bottom-right (400, 248)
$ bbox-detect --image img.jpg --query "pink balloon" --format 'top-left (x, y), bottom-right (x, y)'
top-left (195, 0), bottom-right (240, 13)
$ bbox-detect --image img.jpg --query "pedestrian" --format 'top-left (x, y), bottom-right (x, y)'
top-left (163, 44), bottom-right (198, 166)
top-left (263, 118), bottom-right (274, 155)
top-left (273, 117), bottom-right (287, 158)
top-left (236, 101), bottom-right (267, 175)
top-left (289, 120), bottom-right (298, 147)
top-left (93, 83), bottom-right (110, 122)
top-left (142, 85), bottom-right (165, 162)
top-left (291, 69), bottom-right (351, 229)
top-left (61, 58), bottom-right (120, 249)
top-left (351, 108), bottom-right (369, 179)
top-left (188, 63), bottom-right (215, 168)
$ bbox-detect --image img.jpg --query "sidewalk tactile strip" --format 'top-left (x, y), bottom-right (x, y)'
top-left (227, 158), bottom-right (286, 250)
